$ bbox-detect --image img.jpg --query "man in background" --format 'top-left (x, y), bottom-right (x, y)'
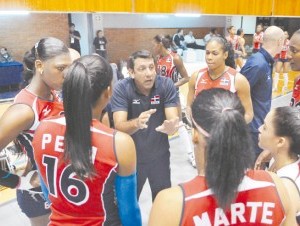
top-left (173, 29), bottom-right (187, 51)
top-left (240, 26), bottom-right (284, 157)
top-left (184, 31), bottom-right (204, 49)
top-left (203, 27), bottom-right (219, 45)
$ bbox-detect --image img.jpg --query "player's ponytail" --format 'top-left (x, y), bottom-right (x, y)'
top-left (191, 88), bottom-right (254, 210)
top-left (153, 35), bottom-right (172, 49)
top-left (22, 47), bottom-right (36, 85)
top-left (63, 55), bottom-right (112, 179)
top-left (63, 62), bottom-right (93, 179)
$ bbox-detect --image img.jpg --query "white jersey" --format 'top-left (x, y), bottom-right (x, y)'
top-left (270, 158), bottom-right (300, 192)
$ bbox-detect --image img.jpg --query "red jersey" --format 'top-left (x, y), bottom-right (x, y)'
top-left (279, 39), bottom-right (290, 60)
top-left (180, 170), bottom-right (285, 226)
top-left (13, 88), bottom-right (63, 169)
top-left (226, 35), bottom-right (239, 51)
top-left (194, 67), bottom-right (237, 98)
top-left (33, 116), bottom-right (120, 226)
top-left (291, 76), bottom-right (300, 107)
top-left (253, 32), bottom-right (264, 50)
top-left (157, 51), bottom-right (179, 83)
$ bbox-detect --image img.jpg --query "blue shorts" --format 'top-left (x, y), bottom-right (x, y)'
top-left (16, 189), bottom-right (51, 218)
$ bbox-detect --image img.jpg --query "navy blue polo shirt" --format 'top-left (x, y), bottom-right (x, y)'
top-left (240, 48), bottom-right (274, 133)
top-left (111, 75), bottom-right (178, 163)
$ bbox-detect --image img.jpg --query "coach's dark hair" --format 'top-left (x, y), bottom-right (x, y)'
top-left (127, 50), bottom-right (155, 70)
top-left (191, 88), bottom-right (254, 210)
top-left (154, 35), bottom-right (173, 49)
top-left (272, 107), bottom-right (300, 155)
top-left (23, 37), bottom-right (69, 84)
top-left (63, 55), bottom-right (112, 179)
top-left (207, 36), bottom-right (236, 69)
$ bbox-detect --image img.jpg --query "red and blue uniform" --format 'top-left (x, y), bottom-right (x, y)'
top-left (194, 67), bottom-right (237, 98)
top-left (157, 51), bottom-right (179, 84)
top-left (179, 170), bottom-right (285, 226)
top-left (227, 35), bottom-right (239, 51)
top-left (13, 88), bottom-right (63, 218)
top-left (33, 116), bottom-right (121, 226)
top-left (253, 32), bottom-right (264, 52)
top-left (291, 77), bottom-right (300, 107)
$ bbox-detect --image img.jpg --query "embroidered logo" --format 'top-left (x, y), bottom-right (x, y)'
top-left (200, 78), bottom-right (207, 84)
top-left (132, 99), bottom-right (140, 104)
top-left (42, 105), bottom-right (51, 116)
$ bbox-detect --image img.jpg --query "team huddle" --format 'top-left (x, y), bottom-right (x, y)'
top-left (0, 24), bottom-right (300, 226)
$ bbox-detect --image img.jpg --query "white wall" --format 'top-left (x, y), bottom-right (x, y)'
top-left (231, 16), bottom-right (242, 30)
top-left (73, 13), bottom-right (227, 55)
top-left (71, 13), bottom-right (92, 55)
top-left (102, 13), bottom-right (226, 28)
top-left (92, 14), bottom-right (104, 35)
top-left (228, 16), bottom-right (256, 34)
top-left (242, 16), bottom-right (257, 34)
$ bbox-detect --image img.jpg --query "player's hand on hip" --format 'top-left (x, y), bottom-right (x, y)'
top-left (156, 117), bottom-right (179, 135)
top-left (137, 109), bottom-right (157, 129)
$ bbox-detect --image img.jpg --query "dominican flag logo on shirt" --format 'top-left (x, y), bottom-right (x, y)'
top-left (151, 95), bottom-right (160, 105)
top-left (220, 77), bottom-right (229, 86)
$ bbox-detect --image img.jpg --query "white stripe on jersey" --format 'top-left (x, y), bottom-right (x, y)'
top-left (185, 175), bottom-right (275, 201)
top-left (90, 127), bottom-right (113, 137)
top-left (45, 117), bottom-right (113, 137)
top-left (29, 97), bottom-right (40, 131)
top-left (228, 73), bottom-right (236, 93)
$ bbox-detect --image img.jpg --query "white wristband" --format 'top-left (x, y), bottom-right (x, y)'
top-left (17, 170), bottom-right (37, 190)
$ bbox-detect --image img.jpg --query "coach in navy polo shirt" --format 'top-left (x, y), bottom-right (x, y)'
top-left (111, 50), bottom-right (179, 201)
top-left (240, 26), bottom-right (284, 157)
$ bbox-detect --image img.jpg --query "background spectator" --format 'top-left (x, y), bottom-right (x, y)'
top-left (184, 31), bottom-right (204, 49)
top-left (93, 30), bottom-right (108, 59)
top-left (69, 23), bottom-right (81, 54)
top-left (173, 28), bottom-right (187, 51)
top-left (203, 27), bottom-right (219, 45)
top-left (0, 47), bottom-right (13, 63)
